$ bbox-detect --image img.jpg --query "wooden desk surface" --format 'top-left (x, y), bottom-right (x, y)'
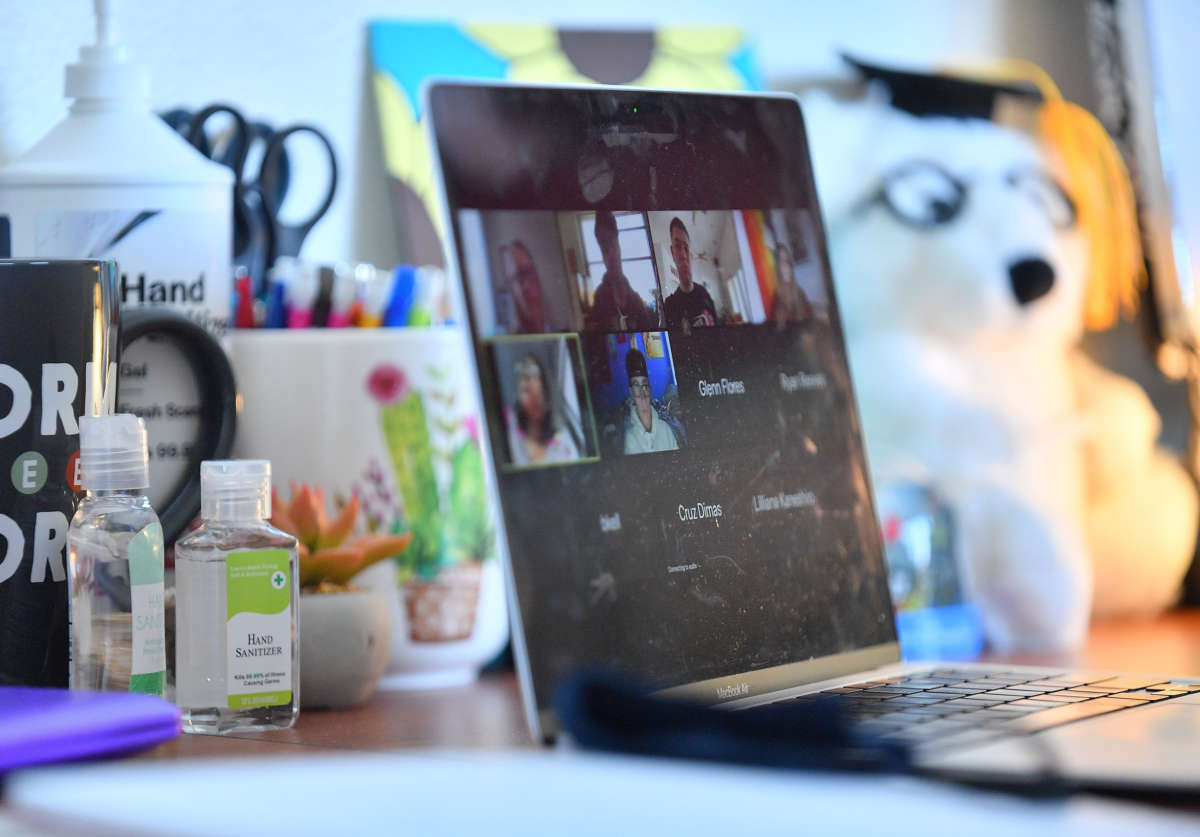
top-left (144, 667), bottom-right (533, 759)
top-left (142, 609), bottom-right (1200, 760)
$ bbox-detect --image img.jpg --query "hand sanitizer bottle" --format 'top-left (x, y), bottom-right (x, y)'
top-left (68, 414), bottom-right (166, 696)
top-left (174, 461), bottom-right (299, 734)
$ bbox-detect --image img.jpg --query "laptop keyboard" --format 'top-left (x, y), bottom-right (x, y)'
top-left (787, 668), bottom-right (1200, 751)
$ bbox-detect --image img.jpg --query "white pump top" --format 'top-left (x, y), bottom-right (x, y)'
top-left (0, 0), bottom-right (231, 186)
top-left (65, 0), bottom-right (149, 103)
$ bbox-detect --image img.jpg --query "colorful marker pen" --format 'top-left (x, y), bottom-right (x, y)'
top-left (286, 262), bottom-right (320, 329)
top-left (382, 265), bottom-right (416, 328)
top-left (234, 268), bottom-right (255, 329)
top-left (358, 264), bottom-right (394, 328)
top-left (265, 256), bottom-right (298, 329)
top-left (326, 263), bottom-right (357, 328)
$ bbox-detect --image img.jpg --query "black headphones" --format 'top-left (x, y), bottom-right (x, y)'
top-left (120, 308), bottom-right (238, 543)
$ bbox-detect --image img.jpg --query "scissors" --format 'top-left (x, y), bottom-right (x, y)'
top-left (162, 104), bottom-right (338, 293)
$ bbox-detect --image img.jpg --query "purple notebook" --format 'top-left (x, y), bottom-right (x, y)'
top-left (0, 687), bottom-right (181, 774)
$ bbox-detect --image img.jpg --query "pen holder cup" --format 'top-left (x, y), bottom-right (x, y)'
top-left (229, 329), bottom-right (508, 691)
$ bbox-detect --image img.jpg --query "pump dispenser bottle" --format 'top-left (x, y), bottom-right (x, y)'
top-left (174, 461), bottom-right (299, 734)
top-left (0, 0), bottom-right (231, 310)
top-left (68, 414), bottom-right (166, 696)
top-left (0, 0), bottom-right (233, 510)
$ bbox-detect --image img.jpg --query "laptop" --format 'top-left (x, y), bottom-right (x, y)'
top-left (425, 81), bottom-right (1200, 792)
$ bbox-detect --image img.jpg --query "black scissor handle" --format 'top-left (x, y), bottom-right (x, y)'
top-left (258, 124), bottom-right (338, 261)
top-left (241, 120), bottom-right (290, 209)
top-left (183, 104), bottom-right (271, 266)
top-left (185, 103), bottom-right (251, 185)
top-left (160, 107), bottom-right (203, 151)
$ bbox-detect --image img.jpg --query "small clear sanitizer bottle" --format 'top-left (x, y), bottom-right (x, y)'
top-left (68, 414), bottom-right (166, 696)
top-left (174, 460), bottom-right (299, 734)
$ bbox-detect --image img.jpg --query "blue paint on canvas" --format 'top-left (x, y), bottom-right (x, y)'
top-left (729, 44), bottom-right (763, 90)
top-left (369, 22), bottom-right (509, 118)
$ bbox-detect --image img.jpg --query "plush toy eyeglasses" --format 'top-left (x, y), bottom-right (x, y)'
top-left (852, 159), bottom-right (1077, 230)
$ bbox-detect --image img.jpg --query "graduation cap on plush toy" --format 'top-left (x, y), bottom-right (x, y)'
top-left (843, 53), bottom-right (1143, 331)
top-left (843, 54), bottom-right (1043, 121)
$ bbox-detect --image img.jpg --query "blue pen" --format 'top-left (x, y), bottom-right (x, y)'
top-left (264, 257), bottom-right (297, 328)
top-left (265, 280), bottom-right (288, 328)
top-left (383, 264), bottom-right (416, 328)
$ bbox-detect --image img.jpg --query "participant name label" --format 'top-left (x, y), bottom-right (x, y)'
top-left (752, 491), bottom-right (817, 513)
top-left (678, 501), bottom-right (723, 522)
top-left (779, 371), bottom-right (826, 392)
top-left (697, 378), bottom-right (746, 398)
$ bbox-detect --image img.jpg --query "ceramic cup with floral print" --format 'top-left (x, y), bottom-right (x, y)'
top-left (228, 328), bottom-right (508, 688)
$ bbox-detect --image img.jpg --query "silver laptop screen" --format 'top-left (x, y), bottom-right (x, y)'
top-left (430, 84), bottom-right (896, 710)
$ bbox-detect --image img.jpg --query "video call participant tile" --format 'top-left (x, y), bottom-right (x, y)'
top-left (738, 208), bottom-right (832, 328)
top-left (458, 209), bottom-right (582, 336)
top-left (571, 209), bottom-right (664, 333)
top-left (580, 330), bottom-right (685, 459)
top-left (646, 210), bottom-right (760, 331)
top-left (770, 321), bottom-right (862, 463)
top-left (667, 325), bottom-right (794, 452)
top-left (488, 335), bottom-right (598, 470)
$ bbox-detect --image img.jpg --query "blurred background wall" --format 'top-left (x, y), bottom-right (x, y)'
top-left (0, 0), bottom-right (1100, 270)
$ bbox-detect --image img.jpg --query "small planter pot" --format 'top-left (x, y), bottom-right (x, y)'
top-left (299, 589), bottom-right (392, 710)
top-left (357, 559), bottom-right (508, 690)
top-left (404, 562), bottom-right (483, 642)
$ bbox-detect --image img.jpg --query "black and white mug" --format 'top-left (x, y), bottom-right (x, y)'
top-left (0, 260), bottom-right (118, 686)
top-left (0, 260), bottom-right (235, 687)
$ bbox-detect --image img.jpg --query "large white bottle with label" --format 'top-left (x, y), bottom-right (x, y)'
top-left (0, 0), bottom-right (232, 509)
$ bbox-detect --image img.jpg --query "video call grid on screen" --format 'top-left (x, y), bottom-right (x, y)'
top-left (432, 85), bottom-right (896, 701)
top-left (467, 207), bottom-right (837, 468)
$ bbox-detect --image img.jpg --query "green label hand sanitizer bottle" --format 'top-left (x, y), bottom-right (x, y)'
top-left (174, 460), bottom-right (300, 734)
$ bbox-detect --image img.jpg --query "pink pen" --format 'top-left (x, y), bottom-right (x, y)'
top-left (286, 262), bottom-right (320, 329)
top-left (326, 264), bottom-right (358, 328)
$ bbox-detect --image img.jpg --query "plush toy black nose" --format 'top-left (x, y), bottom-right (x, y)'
top-left (1009, 258), bottom-right (1055, 305)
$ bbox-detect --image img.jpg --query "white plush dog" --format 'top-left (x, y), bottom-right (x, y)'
top-left (802, 87), bottom-right (1197, 652)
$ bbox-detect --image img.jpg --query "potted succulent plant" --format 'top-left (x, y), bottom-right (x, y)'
top-left (271, 485), bottom-right (412, 709)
